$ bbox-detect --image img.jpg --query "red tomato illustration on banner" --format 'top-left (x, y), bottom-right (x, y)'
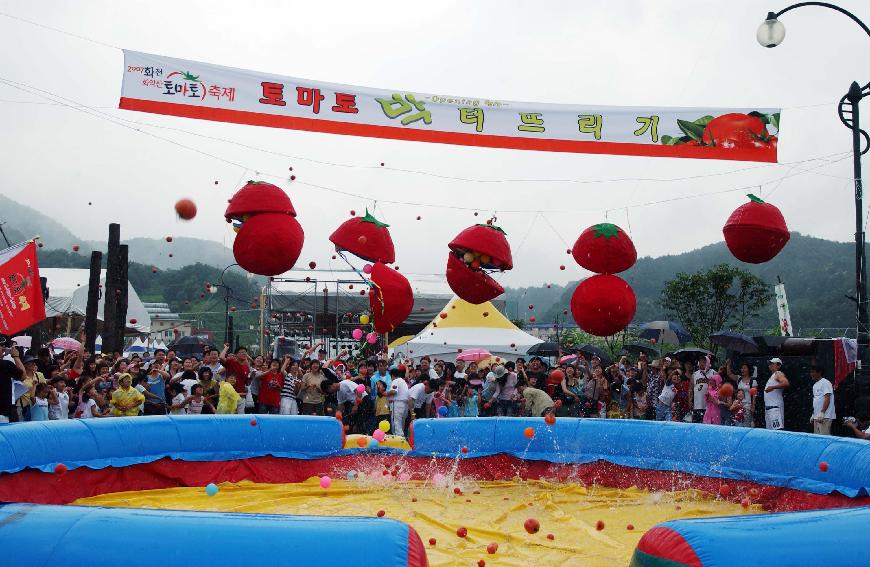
top-left (225, 181), bottom-right (304, 276)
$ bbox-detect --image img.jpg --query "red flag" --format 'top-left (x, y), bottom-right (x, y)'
top-left (0, 242), bottom-right (46, 336)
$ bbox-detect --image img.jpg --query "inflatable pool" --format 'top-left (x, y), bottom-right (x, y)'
top-left (0, 416), bottom-right (867, 566)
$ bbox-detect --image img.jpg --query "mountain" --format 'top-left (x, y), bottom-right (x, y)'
top-left (0, 194), bottom-right (234, 270)
top-left (503, 233), bottom-right (858, 332)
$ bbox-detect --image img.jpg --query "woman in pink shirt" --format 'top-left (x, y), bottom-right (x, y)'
top-left (703, 371), bottom-right (722, 425)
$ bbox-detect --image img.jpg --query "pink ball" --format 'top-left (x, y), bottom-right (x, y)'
top-left (319, 475), bottom-right (332, 489)
top-left (363, 264), bottom-right (373, 274)
top-left (356, 384), bottom-right (366, 394)
top-left (372, 429), bottom-right (386, 442)
top-left (366, 332), bottom-right (378, 345)
top-left (352, 328), bottom-right (363, 340)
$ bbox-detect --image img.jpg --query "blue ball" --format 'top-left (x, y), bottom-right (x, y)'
top-left (437, 405), bottom-right (448, 417)
top-left (205, 483), bottom-right (219, 496)
top-left (347, 470), bottom-right (358, 481)
top-left (368, 438), bottom-right (379, 448)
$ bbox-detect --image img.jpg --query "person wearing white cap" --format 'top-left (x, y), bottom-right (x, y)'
top-left (764, 358), bottom-right (790, 430)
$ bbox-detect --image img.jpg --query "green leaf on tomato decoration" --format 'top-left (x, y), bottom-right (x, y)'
top-left (661, 135), bottom-right (679, 146)
top-left (748, 111), bottom-right (770, 125)
top-left (769, 112), bottom-right (780, 132)
top-left (677, 119), bottom-right (705, 142)
top-left (692, 115), bottom-right (715, 127)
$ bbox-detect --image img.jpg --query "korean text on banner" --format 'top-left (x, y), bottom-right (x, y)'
top-left (119, 51), bottom-right (780, 163)
top-left (0, 242), bottom-right (46, 336)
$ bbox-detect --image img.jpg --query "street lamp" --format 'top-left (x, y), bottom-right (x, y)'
top-left (209, 263), bottom-right (239, 345)
top-left (757, 3), bottom-right (870, 345)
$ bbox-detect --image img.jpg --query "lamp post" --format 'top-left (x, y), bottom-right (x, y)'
top-left (757, 3), bottom-right (870, 345)
top-left (209, 263), bottom-right (238, 345)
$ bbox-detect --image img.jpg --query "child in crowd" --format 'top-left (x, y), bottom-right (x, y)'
top-left (187, 384), bottom-right (209, 415)
top-left (111, 373), bottom-right (145, 417)
top-left (217, 374), bottom-right (241, 414)
top-left (48, 378), bottom-right (70, 420)
top-left (374, 380), bottom-right (391, 427)
top-left (729, 389), bottom-right (745, 426)
top-left (30, 383), bottom-right (50, 421)
top-left (718, 384), bottom-right (735, 426)
top-left (169, 383), bottom-right (188, 415)
top-left (461, 384), bottom-right (479, 417)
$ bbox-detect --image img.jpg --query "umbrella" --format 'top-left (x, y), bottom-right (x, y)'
top-left (619, 343), bottom-right (659, 358)
top-left (559, 354), bottom-right (577, 364)
top-left (670, 347), bottom-right (713, 362)
top-left (456, 348), bottom-right (492, 362)
top-left (638, 321), bottom-right (690, 345)
top-left (167, 336), bottom-right (216, 359)
top-left (710, 331), bottom-right (759, 354)
top-left (526, 342), bottom-right (561, 357)
top-left (50, 337), bottom-right (81, 351)
top-left (575, 344), bottom-right (612, 366)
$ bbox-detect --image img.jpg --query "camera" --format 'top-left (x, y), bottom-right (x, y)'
top-left (843, 416), bottom-right (857, 425)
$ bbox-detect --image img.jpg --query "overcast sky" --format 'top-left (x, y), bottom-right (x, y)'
top-left (1, 0), bottom-right (867, 287)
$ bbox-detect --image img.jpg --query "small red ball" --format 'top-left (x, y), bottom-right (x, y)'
top-left (428, 538), bottom-right (436, 546)
top-left (456, 526), bottom-right (468, 538)
top-left (174, 198), bottom-right (197, 220)
top-left (454, 487), bottom-right (462, 495)
top-left (741, 498), bottom-right (750, 508)
top-left (461, 447), bottom-right (469, 454)
top-left (546, 533), bottom-right (554, 540)
top-left (478, 561), bottom-right (485, 567)
top-left (819, 461), bottom-right (829, 472)
top-left (250, 418), bottom-right (257, 426)
top-left (718, 484), bottom-right (732, 498)
top-left (54, 463), bottom-right (68, 476)
top-left (486, 543), bottom-right (498, 554)
top-left (523, 518), bottom-right (540, 534)
top-left (376, 510), bottom-right (385, 517)
top-left (596, 520), bottom-right (605, 531)
top-left (626, 524), bottom-right (634, 531)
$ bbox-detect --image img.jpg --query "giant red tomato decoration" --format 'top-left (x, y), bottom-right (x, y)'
top-left (225, 181), bottom-right (304, 276)
top-left (570, 274), bottom-right (636, 337)
top-left (445, 223), bottom-right (512, 304)
top-left (330, 210), bottom-right (395, 264)
top-left (702, 113), bottom-right (767, 149)
top-left (369, 262), bottom-right (413, 333)
top-left (571, 223), bottom-right (636, 274)
top-left (723, 194), bottom-right (789, 263)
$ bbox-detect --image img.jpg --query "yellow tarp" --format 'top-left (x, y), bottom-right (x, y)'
top-left (75, 479), bottom-right (759, 567)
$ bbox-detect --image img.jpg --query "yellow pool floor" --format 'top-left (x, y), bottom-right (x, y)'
top-left (75, 479), bottom-right (758, 566)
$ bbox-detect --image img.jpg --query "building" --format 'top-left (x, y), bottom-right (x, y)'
top-left (141, 302), bottom-right (194, 343)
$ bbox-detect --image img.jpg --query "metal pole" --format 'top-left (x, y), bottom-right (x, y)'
top-left (849, 81), bottom-right (869, 346)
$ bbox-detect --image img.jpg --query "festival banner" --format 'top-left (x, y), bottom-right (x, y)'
top-left (774, 282), bottom-right (793, 337)
top-left (0, 242), bottom-right (46, 336)
top-left (120, 51), bottom-right (780, 162)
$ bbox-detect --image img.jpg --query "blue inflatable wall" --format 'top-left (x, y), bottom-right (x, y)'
top-left (0, 503), bottom-right (421, 567)
top-left (409, 417), bottom-right (870, 497)
top-left (0, 415), bottom-right (343, 473)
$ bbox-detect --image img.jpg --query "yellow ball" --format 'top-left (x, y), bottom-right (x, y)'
top-left (360, 314), bottom-right (370, 325)
top-left (378, 420), bottom-right (390, 433)
top-left (463, 252), bottom-right (475, 263)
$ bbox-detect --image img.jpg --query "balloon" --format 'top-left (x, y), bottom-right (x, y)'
top-left (366, 332), bottom-right (378, 344)
top-left (437, 406), bottom-right (449, 417)
top-left (319, 476), bottom-right (332, 489)
top-left (523, 427), bottom-right (535, 439)
top-left (352, 328), bottom-right (363, 340)
top-left (205, 483), bottom-right (219, 496)
top-left (174, 198), bottom-right (197, 220)
top-left (355, 384), bottom-right (366, 394)
top-left (363, 264), bottom-right (373, 274)
top-left (372, 429), bottom-right (386, 442)
top-left (360, 314), bottom-right (370, 325)
top-left (347, 470), bottom-right (358, 480)
top-left (378, 420), bottom-right (390, 433)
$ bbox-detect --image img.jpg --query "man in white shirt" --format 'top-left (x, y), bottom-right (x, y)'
top-left (337, 375), bottom-right (359, 409)
top-left (691, 358), bottom-right (713, 423)
top-left (810, 365), bottom-right (835, 435)
top-left (386, 368), bottom-right (410, 437)
top-left (453, 359), bottom-right (468, 381)
top-left (407, 379), bottom-right (433, 420)
top-left (201, 349), bottom-right (224, 381)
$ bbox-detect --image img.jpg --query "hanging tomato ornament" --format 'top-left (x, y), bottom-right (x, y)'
top-left (570, 274), bottom-right (636, 337)
top-left (723, 194), bottom-right (790, 263)
top-left (225, 181), bottom-right (304, 276)
top-left (445, 221), bottom-right (513, 304)
top-left (329, 210), bottom-right (395, 264)
top-left (368, 262), bottom-right (413, 334)
top-left (572, 223), bottom-right (636, 274)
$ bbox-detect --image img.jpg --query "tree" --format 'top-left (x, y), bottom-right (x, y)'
top-left (660, 264), bottom-right (772, 350)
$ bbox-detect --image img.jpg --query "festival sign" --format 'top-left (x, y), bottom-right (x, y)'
top-left (0, 242), bottom-right (46, 336)
top-left (120, 50), bottom-right (780, 162)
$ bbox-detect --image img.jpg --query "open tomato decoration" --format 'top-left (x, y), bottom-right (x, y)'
top-left (723, 194), bottom-right (790, 263)
top-left (330, 210), bottom-right (395, 264)
top-left (570, 274), bottom-right (636, 337)
top-left (445, 223), bottom-right (512, 304)
top-left (225, 181), bottom-right (304, 276)
top-left (571, 223), bottom-right (636, 274)
top-left (369, 262), bottom-right (413, 334)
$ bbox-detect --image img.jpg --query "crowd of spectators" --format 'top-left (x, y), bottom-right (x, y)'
top-left (1, 337), bottom-right (868, 442)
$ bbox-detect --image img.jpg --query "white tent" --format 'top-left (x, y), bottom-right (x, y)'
top-left (41, 268), bottom-right (151, 334)
top-left (392, 297), bottom-right (542, 362)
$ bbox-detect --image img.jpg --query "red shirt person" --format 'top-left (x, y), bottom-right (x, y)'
top-left (255, 360), bottom-right (284, 414)
top-left (220, 345), bottom-right (250, 413)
